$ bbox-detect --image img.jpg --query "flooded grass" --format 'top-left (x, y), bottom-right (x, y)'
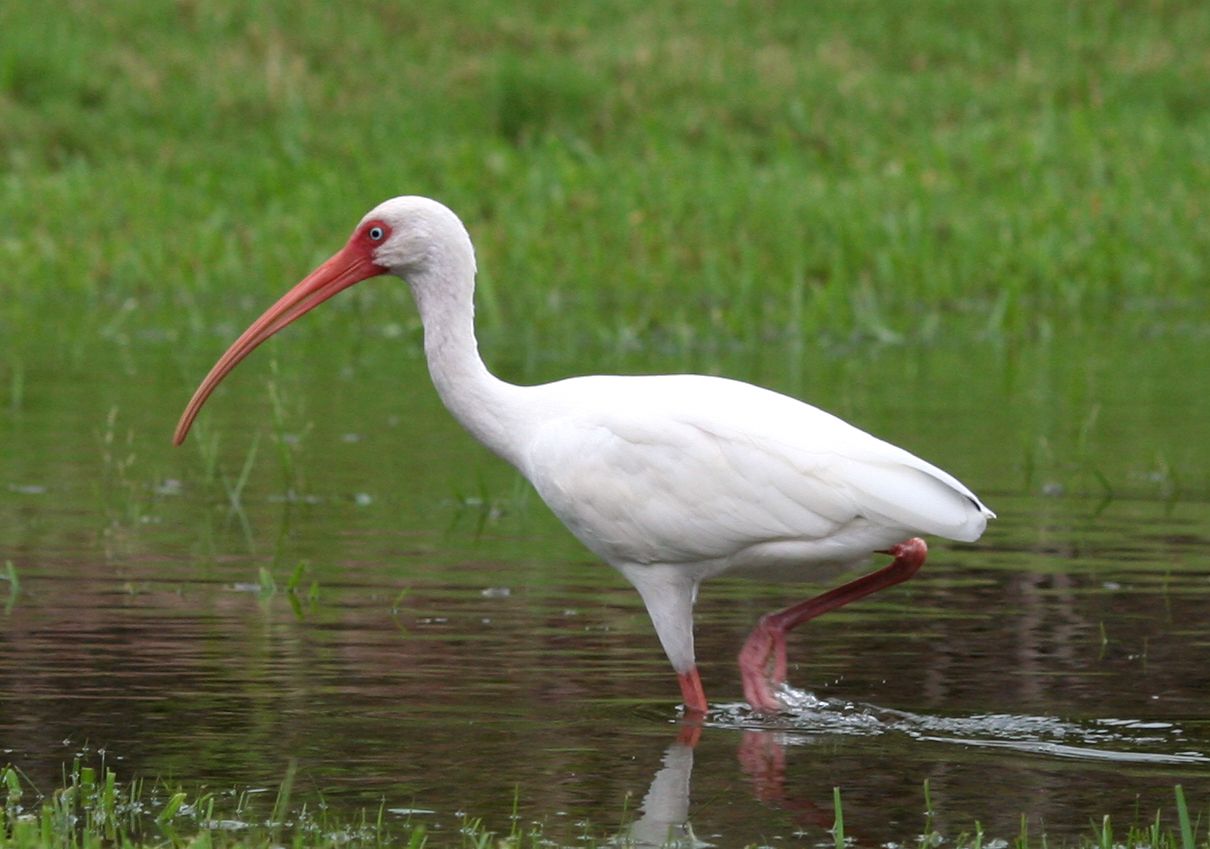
top-left (0, 562), bottom-right (16, 615)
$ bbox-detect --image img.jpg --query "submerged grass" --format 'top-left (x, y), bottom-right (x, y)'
top-left (2, 763), bottom-right (1208, 849)
top-left (0, 561), bottom-right (14, 616)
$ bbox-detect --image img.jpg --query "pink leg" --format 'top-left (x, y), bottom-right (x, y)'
top-left (738, 538), bottom-right (928, 713)
top-left (678, 667), bottom-right (708, 715)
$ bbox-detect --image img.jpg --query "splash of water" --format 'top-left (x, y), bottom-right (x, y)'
top-left (707, 686), bottom-right (1209, 766)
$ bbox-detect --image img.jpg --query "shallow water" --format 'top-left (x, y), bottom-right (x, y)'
top-left (2, 328), bottom-right (1209, 845)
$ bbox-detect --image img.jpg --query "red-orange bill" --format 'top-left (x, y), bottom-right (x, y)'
top-left (173, 240), bottom-right (385, 445)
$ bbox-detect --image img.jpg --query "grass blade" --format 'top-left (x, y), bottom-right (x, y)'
top-left (832, 786), bottom-right (845, 849)
top-left (1176, 785), bottom-right (1195, 849)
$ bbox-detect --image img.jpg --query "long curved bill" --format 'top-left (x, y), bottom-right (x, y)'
top-left (173, 241), bottom-right (385, 445)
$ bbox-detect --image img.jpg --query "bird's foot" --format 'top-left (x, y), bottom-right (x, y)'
top-left (738, 617), bottom-right (789, 713)
top-left (737, 538), bottom-right (929, 714)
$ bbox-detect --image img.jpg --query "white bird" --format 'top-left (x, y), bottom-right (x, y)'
top-left (174, 196), bottom-right (994, 714)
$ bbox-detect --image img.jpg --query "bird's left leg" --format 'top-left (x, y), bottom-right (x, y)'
top-left (738, 537), bottom-right (928, 712)
top-left (678, 668), bottom-right (708, 716)
top-left (622, 564), bottom-right (708, 714)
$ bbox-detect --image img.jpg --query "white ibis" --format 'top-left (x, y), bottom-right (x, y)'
top-left (174, 196), bottom-right (994, 714)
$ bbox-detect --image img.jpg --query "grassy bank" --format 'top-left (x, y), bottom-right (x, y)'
top-left (2, 0), bottom-right (1208, 367)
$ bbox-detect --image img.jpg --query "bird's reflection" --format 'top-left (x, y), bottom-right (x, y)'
top-left (736, 730), bottom-right (835, 831)
top-left (622, 737), bottom-right (700, 848)
top-left (619, 695), bottom-right (1210, 847)
top-left (619, 724), bottom-right (836, 848)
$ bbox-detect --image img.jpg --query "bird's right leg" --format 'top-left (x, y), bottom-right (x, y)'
top-left (738, 537), bottom-right (928, 713)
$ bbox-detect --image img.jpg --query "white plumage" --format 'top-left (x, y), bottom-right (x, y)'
top-left (175, 196), bottom-right (994, 714)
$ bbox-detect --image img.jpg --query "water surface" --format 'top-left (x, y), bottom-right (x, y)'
top-left (2, 328), bottom-right (1208, 845)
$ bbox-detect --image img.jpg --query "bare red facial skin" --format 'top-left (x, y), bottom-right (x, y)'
top-left (172, 221), bottom-right (392, 445)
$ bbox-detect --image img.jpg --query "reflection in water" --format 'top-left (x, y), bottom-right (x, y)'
top-left (736, 731), bottom-right (837, 837)
top-left (623, 739), bottom-right (699, 848)
top-left (3, 507), bottom-right (1210, 845)
top-left (632, 697), bottom-right (1209, 849)
top-left (3, 499), bottom-right (1210, 845)
top-left (624, 730), bottom-right (836, 848)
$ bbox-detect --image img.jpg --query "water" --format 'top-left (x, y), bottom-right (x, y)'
top-left (2, 327), bottom-right (1209, 846)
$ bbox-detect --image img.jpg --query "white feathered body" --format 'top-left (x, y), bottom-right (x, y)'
top-left (515, 373), bottom-right (990, 577)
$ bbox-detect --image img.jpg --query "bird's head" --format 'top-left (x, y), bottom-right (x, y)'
top-left (359, 195), bottom-right (476, 280)
top-left (172, 196), bottom-right (473, 446)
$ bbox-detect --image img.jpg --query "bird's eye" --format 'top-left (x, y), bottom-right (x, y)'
top-left (368, 226), bottom-right (385, 241)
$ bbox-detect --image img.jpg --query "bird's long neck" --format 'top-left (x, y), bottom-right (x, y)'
top-left (408, 257), bottom-right (529, 468)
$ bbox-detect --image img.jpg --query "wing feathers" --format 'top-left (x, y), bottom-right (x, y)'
top-left (522, 374), bottom-right (992, 568)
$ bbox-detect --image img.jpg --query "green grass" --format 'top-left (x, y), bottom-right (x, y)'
top-left (2, 762), bottom-right (1208, 849)
top-left (2, 0), bottom-right (1208, 371)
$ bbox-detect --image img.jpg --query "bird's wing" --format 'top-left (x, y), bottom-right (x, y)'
top-left (521, 375), bottom-right (990, 568)
top-left (525, 412), bottom-right (847, 566)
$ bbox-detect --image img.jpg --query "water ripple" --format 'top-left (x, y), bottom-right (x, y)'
top-left (707, 686), bottom-right (1209, 766)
